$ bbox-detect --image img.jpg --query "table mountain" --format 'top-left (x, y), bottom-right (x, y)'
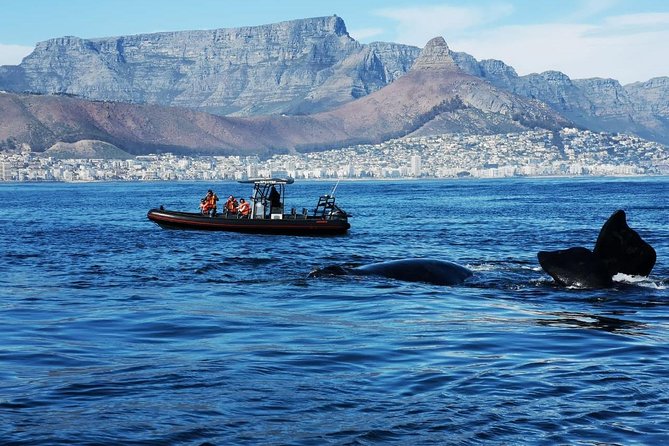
top-left (0, 16), bottom-right (418, 116)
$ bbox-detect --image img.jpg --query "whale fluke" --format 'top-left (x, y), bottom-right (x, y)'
top-left (538, 247), bottom-right (613, 289)
top-left (538, 210), bottom-right (656, 289)
top-left (593, 210), bottom-right (656, 277)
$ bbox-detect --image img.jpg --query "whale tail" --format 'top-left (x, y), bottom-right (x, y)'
top-left (538, 210), bottom-right (656, 289)
top-left (593, 210), bottom-right (656, 277)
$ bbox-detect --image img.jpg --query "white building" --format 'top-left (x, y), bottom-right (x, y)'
top-left (410, 155), bottom-right (422, 177)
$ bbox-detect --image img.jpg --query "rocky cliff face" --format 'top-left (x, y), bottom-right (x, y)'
top-left (478, 59), bottom-right (669, 144)
top-left (0, 16), bottom-right (418, 116)
top-left (626, 77), bottom-right (669, 116)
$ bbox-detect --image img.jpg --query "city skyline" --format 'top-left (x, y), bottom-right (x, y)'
top-left (3, 128), bottom-right (667, 182)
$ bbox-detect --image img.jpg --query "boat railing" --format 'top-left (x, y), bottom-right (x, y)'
top-left (314, 195), bottom-right (348, 220)
top-left (287, 207), bottom-right (310, 219)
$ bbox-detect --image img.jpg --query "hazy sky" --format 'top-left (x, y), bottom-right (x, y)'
top-left (1, 0), bottom-right (668, 84)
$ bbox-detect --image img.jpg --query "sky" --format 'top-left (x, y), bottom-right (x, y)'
top-left (1, 0), bottom-right (668, 84)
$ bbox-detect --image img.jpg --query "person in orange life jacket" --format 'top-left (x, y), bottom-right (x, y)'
top-left (237, 198), bottom-right (251, 217)
top-left (224, 195), bottom-right (238, 214)
top-left (201, 189), bottom-right (218, 216)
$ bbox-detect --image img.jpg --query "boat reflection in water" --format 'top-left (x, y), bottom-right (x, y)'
top-left (147, 178), bottom-right (351, 235)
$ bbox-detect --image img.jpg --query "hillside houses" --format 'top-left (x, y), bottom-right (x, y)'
top-left (1, 129), bottom-right (667, 182)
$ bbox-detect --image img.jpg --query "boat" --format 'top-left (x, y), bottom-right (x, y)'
top-left (147, 178), bottom-right (351, 235)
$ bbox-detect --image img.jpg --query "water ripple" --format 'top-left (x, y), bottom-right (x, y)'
top-left (0, 179), bottom-right (667, 445)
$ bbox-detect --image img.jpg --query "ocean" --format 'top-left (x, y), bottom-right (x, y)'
top-left (1, 177), bottom-right (668, 445)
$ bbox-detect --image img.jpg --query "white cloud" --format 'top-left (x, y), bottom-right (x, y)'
top-left (0, 43), bottom-right (33, 66)
top-left (348, 27), bottom-right (385, 42)
top-left (374, 3), bottom-right (514, 47)
top-left (450, 19), bottom-right (669, 83)
top-left (602, 12), bottom-right (669, 28)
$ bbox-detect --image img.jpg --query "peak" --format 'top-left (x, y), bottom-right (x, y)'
top-left (425, 37), bottom-right (449, 49)
top-left (328, 15), bottom-right (349, 36)
top-left (411, 36), bottom-right (459, 71)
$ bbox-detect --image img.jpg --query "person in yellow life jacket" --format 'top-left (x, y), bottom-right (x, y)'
top-left (202, 189), bottom-right (218, 216)
top-left (237, 198), bottom-right (251, 217)
top-left (224, 195), bottom-right (238, 214)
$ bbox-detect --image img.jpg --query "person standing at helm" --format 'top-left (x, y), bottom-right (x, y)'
top-left (269, 185), bottom-right (281, 215)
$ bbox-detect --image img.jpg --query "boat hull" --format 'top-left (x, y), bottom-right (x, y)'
top-left (147, 209), bottom-right (350, 235)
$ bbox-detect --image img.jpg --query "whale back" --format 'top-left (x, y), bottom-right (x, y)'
top-left (537, 247), bottom-right (613, 289)
top-left (593, 210), bottom-right (656, 277)
top-left (355, 258), bottom-right (473, 286)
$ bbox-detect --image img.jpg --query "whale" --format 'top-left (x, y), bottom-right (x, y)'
top-left (538, 210), bottom-right (656, 289)
top-left (309, 258), bottom-right (473, 286)
top-left (593, 209), bottom-right (656, 277)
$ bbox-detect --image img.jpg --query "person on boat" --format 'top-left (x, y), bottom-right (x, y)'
top-left (201, 189), bottom-right (218, 216)
top-left (269, 185), bottom-right (281, 214)
top-left (237, 198), bottom-right (251, 217)
top-left (224, 195), bottom-right (238, 214)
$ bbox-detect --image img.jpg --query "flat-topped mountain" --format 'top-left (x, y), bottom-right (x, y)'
top-left (0, 16), bottom-right (419, 116)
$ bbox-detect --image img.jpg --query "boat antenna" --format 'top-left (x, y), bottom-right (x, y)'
top-left (330, 180), bottom-right (340, 197)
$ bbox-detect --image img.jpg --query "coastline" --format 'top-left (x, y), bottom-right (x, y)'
top-left (2, 174), bottom-right (668, 185)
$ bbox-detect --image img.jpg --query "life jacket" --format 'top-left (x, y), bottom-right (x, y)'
top-left (238, 201), bottom-right (251, 216)
top-left (203, 194), bottom-right (217, 211)
top-left (225, 199), bottom-right (237, 212)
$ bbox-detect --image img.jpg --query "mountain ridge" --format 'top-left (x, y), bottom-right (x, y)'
top-left (0, 16), bottom-right (421, 116)
top-left (0, 15), bottom-right (667, 150)
top-left (0, 37), bottom-right (570, 155)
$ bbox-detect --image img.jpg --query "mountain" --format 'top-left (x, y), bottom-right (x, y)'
top-left (304, 37), bottom-right (569, 142)
top-left (1, 15), bottom-right (667, 147)
top-left (45, 140), bottom-right (133, 159)
top-left (0, 91), bottom-right (268, 156)
top-left (0, 16), bottom-right (419, 116)
top-left (0, 38), bottom-right (569, 155)
top-left (477, 60), bottom-right (669, 145)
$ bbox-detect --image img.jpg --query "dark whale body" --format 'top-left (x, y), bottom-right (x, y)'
top-left (538, 210), bottom-right (656, 289)
top-left (537, 247), bottom-right (613, 288)
top-left (593, 210), bottom-right (656, 277)
top-left (309, 258), bottom-right (473, 286)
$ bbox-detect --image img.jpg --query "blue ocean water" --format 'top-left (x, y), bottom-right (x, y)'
top-left (1, 178), bottom-right (668, 445)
